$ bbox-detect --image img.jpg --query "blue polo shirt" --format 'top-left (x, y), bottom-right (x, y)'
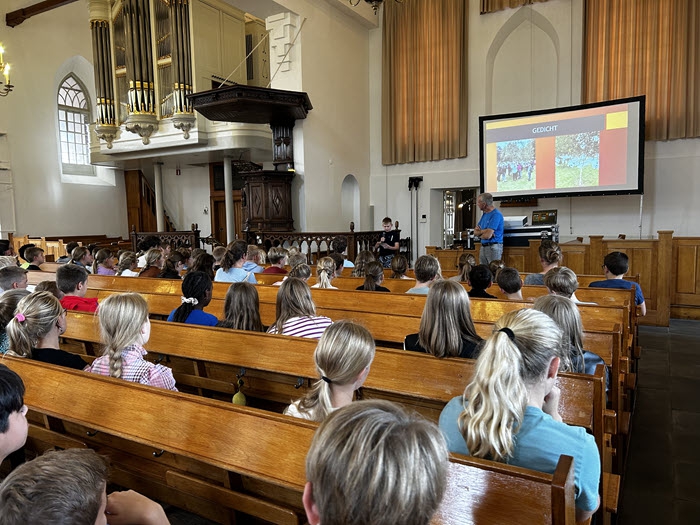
top-left (477, 208), bottom-right (504, 244)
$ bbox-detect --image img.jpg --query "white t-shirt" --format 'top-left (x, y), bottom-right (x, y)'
top-left (120, 269), bottom-right (139, 277)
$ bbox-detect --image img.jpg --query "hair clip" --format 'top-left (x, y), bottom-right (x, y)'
top-left (180, 296), bottom-right (199, 305)
top-left (321, 376), bottom-right (332, 384)
top-left (14, 312), bottom-right (26, 323)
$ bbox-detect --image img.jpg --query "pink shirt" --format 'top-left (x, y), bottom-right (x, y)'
top-left (84, 344), bottom-right (177, 391)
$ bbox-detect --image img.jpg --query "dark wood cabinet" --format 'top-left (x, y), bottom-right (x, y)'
top-left (241, 171), bottom-right (294, 231)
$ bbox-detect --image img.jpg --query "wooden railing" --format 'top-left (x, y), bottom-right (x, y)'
top-left (130, 225), bottom-right (201, 252)
top-left (245, 224), bottom-right (412, 265)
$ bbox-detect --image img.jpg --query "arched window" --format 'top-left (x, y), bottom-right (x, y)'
top-left (58, 75), bottom-right (92, 175)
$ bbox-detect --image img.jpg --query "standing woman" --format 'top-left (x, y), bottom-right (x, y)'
top-left (218, 282), bottom-right (264, 332)
top-left (84, 293), bottom-right (177, 390)
top-left (284, 320), bottom-right (375, 421)
top-left (404, 280), bottom-right (482, 358)
top-left (6, 291), bottom-right (87, 370)
top-left (438, 309), bottom-right (600, 522)
top-left (267, 278), bottom-right (332, 338)
top-left (524, 240), bottom-right (562, 285)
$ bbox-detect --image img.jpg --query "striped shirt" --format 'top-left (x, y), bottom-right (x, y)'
top-left (267, 316), bottom-right (333, 339)
top-left (84, 344), bottom-right (178, 391)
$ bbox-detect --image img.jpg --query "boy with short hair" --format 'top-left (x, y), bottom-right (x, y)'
top-left (262, 247), bottom-right (288, 274)
top-left (468, 264), bottom-right (497, 299)
top-left (57, 241), bottom-right (80, 264)
top-left (18, 243), bottom-right (36, 269)
top-left (407, 255), bottom-right (440, 295)
top-left (0, 448), bottom-right (170, 525)
top-left (24, 247), bottom-right (45, 271)
top-left (589, 251), bottom-right (646, 316)
top-left (212, 246), bottom-right (227, 272)
top-left (57, 264), bottom-right (98, 313)
top-left (374, 217), bottom-right (400, 268)
top-left (496, 267), bottom-right (523, 300)
top-left (331, 235), bottom-right (354, 270)
top-left (242, 245), bottom-right (264, 274)
top-left (0, 267), bottom-right (28, 292)
top-left (0, 364), bottom-right (27, 464)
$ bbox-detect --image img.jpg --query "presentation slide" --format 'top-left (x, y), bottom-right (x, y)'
top-left (479, 97), bottom-right (644, 200)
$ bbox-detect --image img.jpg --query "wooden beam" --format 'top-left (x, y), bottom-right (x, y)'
top-left (6, 0), bottom-right (78, 28)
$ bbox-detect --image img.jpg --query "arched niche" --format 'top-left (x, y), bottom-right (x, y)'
top-left (341, 174), bottom-right (360, 230)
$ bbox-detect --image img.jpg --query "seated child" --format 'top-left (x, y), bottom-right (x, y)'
top-left (212, 245), bottom-right (227, 273)
top-left (215, 243), bottom-right (257, 284)
top-left (406, 255), bottom-right (440, 294)
top-left (6, 291), bottom-right (87, 370)
top-left (311, 257), bottom-right (338, 289)
top-left (0, 448), bottom-right (170, 525)
top-left (390, 254), bottom-right (412, 279)
top-left (242, 245), bottom-right (264, 273)
top-left (496, 267), bottom-right (523, 300)
top-left (167, 271), bottom-right (217, 326)
top-left (267, 278), bottom-right (332, 338)
top-left (159, 252), bottom-right (185, 280)
top-left (331, 235), bottom-right (354, 270)
top-left (356, 261), bottom-right (390, 292)
top-left (187, 252), bottom-right (216, 281)
top-left (57, 264), bottom-right (98, 313)
top-left (18, 243), bottom-right (36, 269)
top-left (544, 266), bottom-right (592, 304)
top-left (34, 280), bottom-right (64, 300)
top-left (589, 251), bottom-right (646, 316)
top-left (285, 320), bottom-right (375, 421)
top-left (116, 252), bottom-right (139, 277)
top-left (262, 247), bottom-right (288, 274)
top-left (56, 241), bottom-right (79, 264)
top-left (92, 248), bottom-right (116, 276)
top-left (467, 264), bottom-right (496, 299)
top-left (218, 282), bottom-right (264, 332)
top-left (351, 250), bottom-right (375, 278)
top-left (85, 293), bottom-right (177, 390)
top-left (0, 363), bottom-right (27, 464)
top-left (138, 248), bottom-right (164, 278)
top-left (304, 400), bottom-right (448, 525)
top-left (488, 259), bottom-right (505, 280)
top-left (0, 290), bottom-right (31, 353)
top-left (0, 267), bottom-right (28, 292)
top-left (69, 246), bottom-right (94, 273)
top-left (449, 253), bottom-right (477, 283)
top-left (24, 246), bottom-right (44, 271)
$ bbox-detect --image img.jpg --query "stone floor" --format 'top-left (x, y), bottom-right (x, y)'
top-left (617, 319), bottom-right (700, 524)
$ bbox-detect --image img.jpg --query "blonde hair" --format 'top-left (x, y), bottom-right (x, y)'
top-left (533, 295), bottom-right (586, 373)
top-left (315, 257), bottom-right (335, 288)
top-left (98, 293), bottom-right (149, 379)
top-left (289, 263), bottom-right (311, 281)
top-left (287, 320), bottom-right (375, 421)
top-left (6, 291), bottom-right (60, 358)
top-left (138, 248), bottom-right (163, 275)
top-left (116, 254), bottom-right (137, 276)
top-left (544, 266), bottom-right (579, 298)
top-left (455, 253), bottom-right (474, 282)
top-left (306, 400), bottom-right (449, 525)
top-left (458, 309), bottom-right (563, 461)
top-left (418, 280), bottom-right (481, 357)
top-left (352, 250), bottom-right (375, 277)
top-left (273, 278), bottom-right (316, 334)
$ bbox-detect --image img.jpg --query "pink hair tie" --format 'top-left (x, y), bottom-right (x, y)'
top-left (14, 312), bottom-right (26, 322)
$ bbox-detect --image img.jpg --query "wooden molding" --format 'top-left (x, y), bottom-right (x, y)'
top-left (6, 0), bottom-right (78, 28)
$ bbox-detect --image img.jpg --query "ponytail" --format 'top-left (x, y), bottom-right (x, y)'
top-left (362, 261), bottom-right (384, 291)
top-left (98, 293), bottom-right (149, 379)
top-left (6, 291), bottom-right (61, 359)
top-left (316, 257), bottom-right (335, 289)
top-left (457, 309), bottom-right (562, 461)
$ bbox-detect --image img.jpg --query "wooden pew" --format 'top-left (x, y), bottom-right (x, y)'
top-left (7, 357), bottom-right (582, 525)
top-left (59, 313), bottom-right (618, 520)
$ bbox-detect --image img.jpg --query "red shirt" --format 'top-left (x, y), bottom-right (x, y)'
top-left (61, 295), bottom-right (99, 313)
top-left (262, 266), bottom-right (288, 274)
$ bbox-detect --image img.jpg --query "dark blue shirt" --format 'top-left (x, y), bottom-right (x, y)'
top-left (588, 279), bottom-right (644, 305)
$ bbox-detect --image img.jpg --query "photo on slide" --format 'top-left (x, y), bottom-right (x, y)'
top-left (555, 132), bottom-right (600, 188)
top-left (495, 139), bottom-right (536, 192)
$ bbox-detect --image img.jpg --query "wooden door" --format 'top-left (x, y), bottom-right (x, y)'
top-left (210, 192), bottom-right (243, 244)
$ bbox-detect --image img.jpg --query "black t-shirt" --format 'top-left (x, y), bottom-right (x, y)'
top-left (404, 334), bottom-right (480, 359)
top-left (378, 230), bottom-right (400, 257)
top-left (468, 288), bottom-right (497, 299)
top-left (32, 348), bottom-right (88, 370)
top-left (356, 285), bottom-right (391, 292)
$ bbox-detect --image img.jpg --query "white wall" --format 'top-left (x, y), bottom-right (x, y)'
top-left (368, 0), bottom-right (700, 256)
top-left (272, 0), bottom-right (371, 232)
top-left (0, 1), bottom-right (128, 238)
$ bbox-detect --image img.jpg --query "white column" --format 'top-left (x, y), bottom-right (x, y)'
top-left (224, 156), bottom-right (235, 243)
top-left (154, 162), bottom-right (165, 232)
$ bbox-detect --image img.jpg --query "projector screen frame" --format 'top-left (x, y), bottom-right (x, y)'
top-left (478, 95), bottom-right (645, 201)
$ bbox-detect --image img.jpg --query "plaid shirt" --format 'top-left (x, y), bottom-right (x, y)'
top-left (84, 344), bottom-right (177, 391)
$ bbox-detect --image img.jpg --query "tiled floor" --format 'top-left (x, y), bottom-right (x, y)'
top-left (617, 319), bottom-right (700, 524)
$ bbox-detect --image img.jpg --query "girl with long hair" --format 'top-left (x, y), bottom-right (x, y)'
top-left (84, 293), bottom-right (177, 390)
top-left (404, 280), bottom-right (482, 358)
top-left (351, 250), bottom-right (375, 278)
top-left (138, 248), bottom-right (164, 278)
top-left (267, 278), bottom-right (332, 339)
top-left (438, 309), bottom-right (600, 522)
top-left (390, 255), bottom-right (412, 279)
top-left (356, 261), bottom-right (389, 292)
top-left (284, 320), bottom-right (375, 421)
top-left (6, 291), bottom-right (86, 369)
top-left (159, 252), bottom-right (185, 279)
top-left (311, 257), bottom-right (337, 289)
top-left (115, 253), bottom-right (139, 277)
top-left (218, 282), bottom-right (264, 332)
top-left (92, 249), bottom-right (116, 276)
top-left (167, 271), bottom-right (217, 326)
top-left (215, 243), bottom-right (257, 284)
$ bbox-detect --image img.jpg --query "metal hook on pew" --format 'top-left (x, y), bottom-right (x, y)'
top-left (237, 368), bottom-right (246, 379)
top-left (294, 377), bottom-right (304, 389)
top-left (152, 449), bottom-right (165, 458)
top-left (86, 430), bottom-right (99, 437)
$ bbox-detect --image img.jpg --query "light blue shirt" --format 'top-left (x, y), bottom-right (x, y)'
top-left (215, 267), bottom-right (257, 284)
top-left (439, 397), bottom-right (600, 512)
top-left (406, 286), bottom-right (430, 295)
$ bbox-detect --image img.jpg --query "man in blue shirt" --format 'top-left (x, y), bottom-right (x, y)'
top-left (474, 193), bottom-right (504, 265)
top-left (589, 251), bottom-right (646, 316)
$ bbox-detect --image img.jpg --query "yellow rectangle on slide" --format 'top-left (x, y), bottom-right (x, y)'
top-left (606, 111), bottom-right (628, 130)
